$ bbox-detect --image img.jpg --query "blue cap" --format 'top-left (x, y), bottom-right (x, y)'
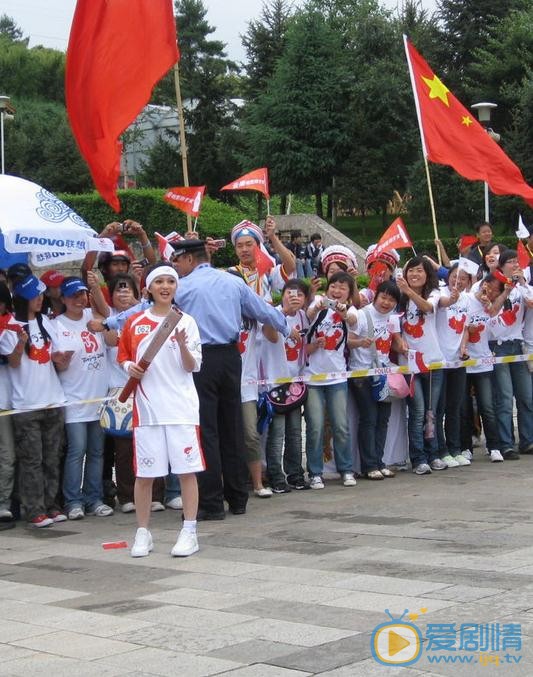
top-left (13, 275), bottom-right (46, 300)
top-left (60, 277), bottom-right (88, 298)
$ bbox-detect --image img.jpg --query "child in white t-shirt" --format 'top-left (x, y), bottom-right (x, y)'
top-left (304, 271), bottom-right (357, 489)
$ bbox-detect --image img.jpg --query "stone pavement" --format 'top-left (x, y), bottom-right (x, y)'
top-left (1, 454), bottom-right (533, 676)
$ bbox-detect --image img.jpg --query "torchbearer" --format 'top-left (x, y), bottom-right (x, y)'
top-left (118, 264), bottom-right (204, 558)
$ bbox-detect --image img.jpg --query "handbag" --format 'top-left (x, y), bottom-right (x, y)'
top-left (362, 308), bottom-right (408, 402)
top-left (99, 386), bottom-right (133, 437)
top-left (266, 381), bottom-right (308, 414)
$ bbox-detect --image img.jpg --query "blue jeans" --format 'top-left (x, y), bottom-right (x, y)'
top-left (469, 371), bottom-right (500, 451)
top-left (165, 473), bottom-right (181, 501)
top-left (304, 382), bottom-right (352, 477)
top-left (490, 340), bottom-right (533, 451)
top-left (407, 370), bottom-right (444, 467)
top-left (436, 368), bottom-right (466, 457)
top-left (350, 377), bottom-right (391, 473)
top-left (63, 420), bottom-right (105, 511)
top-left (266, 408), bottom-right (304, 485)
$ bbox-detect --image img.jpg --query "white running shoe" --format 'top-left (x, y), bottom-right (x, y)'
top-left (171, 528), bottom-right (199, 557)
top-left (150, 501), bottom-right (166, 512)
top-left (342, 472), bottom-right (357, 487)
top-left (430, 459), bottom-right (448, 471)
top-left (86, 503), bottom-right (114, 517)
top-left (461, 450), bottom-right (473, 461)
top-left (413, 463), bottom-right (432, 475)
top-left (131, 527), bottom-right (153, 557)
top-left (490, 450), bottom-right (504, 463)
top-left (455, 454), bottom-right (471, 466)
top-left (254, 487), bottom-right (273, 498)
top-left (442, 455), bottom-right (460, 468)
top-left (309, 476), bottom-right (325, 489)
top-left (165, 496), bottom-right (183, 510)
top-left (121, 502), bottom-right (136, 513)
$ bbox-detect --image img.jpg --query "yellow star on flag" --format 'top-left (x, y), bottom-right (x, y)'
top-left (421, 74), bottom-right (450, 107)
top-left (462, 115), bottom-right (473, 127)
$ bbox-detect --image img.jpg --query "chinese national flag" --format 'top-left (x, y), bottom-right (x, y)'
top-left (517, 240), bottom-right (530, 269)
top-left (375, 218), bottom-right (412, 256)
top-left (404, 37), bottom-right (533, 208)
top-left (164, 186), bottom-right (206, 217)
top-left (66, 0), bottom-right (179, 212)
top-left (221, 168), bottom-right (270, 199)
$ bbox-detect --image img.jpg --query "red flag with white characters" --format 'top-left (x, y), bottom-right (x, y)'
top-left (374, 218), bottom-right (412, 257)
top-left (221, 168), bottom-right (270, 199)
top-left (155, 231), bottom-right (184, 261)
top-left (517, 240), bottom-right (530, 269)
top-left (164, 186), bottom-right (206, 217)
top-left (66, 0), bottom-right (179, 212)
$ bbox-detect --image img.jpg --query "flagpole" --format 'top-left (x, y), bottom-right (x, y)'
top-left (403, 34), bottom-right (442, 264)
top-left (173, 60), bottom-right (193, 232)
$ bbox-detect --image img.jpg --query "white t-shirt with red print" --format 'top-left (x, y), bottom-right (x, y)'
top-left (54, 309), bottom-right (108, 423)
top-left (258, 308), bottom-right (309, 385)
top-left (465, 293), bottom-right (493, 373)
top-left (436, 287), bottom-right (470, 363)
top-left (487, 284), bottom-right (529, 342)
top-left (348, 304), bottom-right (395, 370)
top-left (238, 321), bottom-right (259, 403)
top-left (304, 300), bottom-right (353, 385)
top-left (0, 315), bottom-right (65, 410)
top-left (401, 289), bottom-right (444, 364)
top-left (118, 309), bottom-right (201, 427)
top-left (523, 267), bottom-right (533, 348)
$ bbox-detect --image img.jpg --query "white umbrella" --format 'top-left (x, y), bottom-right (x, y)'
top-left (0, 175), bottom-right (114, 267)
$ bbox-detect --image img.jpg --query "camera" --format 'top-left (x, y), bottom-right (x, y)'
top-left (118, 222), bottom-right (129, 233)
top-left (324, 297), bottom-right (337, 310)
top-left (117, 281), bottom-right (129, 290)
top-left (211, 238), bottom-right (226, 249)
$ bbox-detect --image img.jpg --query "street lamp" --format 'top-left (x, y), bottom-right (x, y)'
top-left (471, 102), bottom-right (498, 223)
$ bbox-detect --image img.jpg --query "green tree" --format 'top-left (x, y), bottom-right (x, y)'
top-left (4, 98), bottom-right (92, 193)
top-left (241, 0), bottom-right (294, 99)
top-left (0, 14), bottom-right (27, 44)
top-left (241, 9), bottom-right (349, 215)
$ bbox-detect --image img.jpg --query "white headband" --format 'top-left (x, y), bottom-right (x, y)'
top-left (145, 266), bottom-right (179, 290)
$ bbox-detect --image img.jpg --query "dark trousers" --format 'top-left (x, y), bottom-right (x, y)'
top-left (194, 344), bottom-right (249, 513)
top-left (350, 377), bottom-right (391, 473)
top-left (437, 367), bottom-right (467, 457)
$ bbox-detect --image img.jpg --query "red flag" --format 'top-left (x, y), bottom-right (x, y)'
top-left (374, 218), bottom-right (412, 257)
top-left (221, 168), bottom-right (270, 199)
top-left (254, 243), bottom-right (276, 277)
top-left (66, 0), bottom-right (179, 212)
top-left (517, 240), bottom-right (530, 269)
top-left (155, 231), bottom-right (184, 261)
top-left (164, 186), bottom-right (206, 217)
top-left (404, 37), bottom-right (533, 208)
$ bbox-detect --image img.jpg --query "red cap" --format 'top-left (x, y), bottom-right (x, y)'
top-left (40, 270), bottom-right (65, 288)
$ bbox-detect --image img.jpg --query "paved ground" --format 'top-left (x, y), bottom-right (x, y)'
top-left (1, 453), bottom-right (533, 676)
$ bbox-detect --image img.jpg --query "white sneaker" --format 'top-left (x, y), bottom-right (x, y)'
top-left (413, 463), bottom-right (432, 475)
top-left (150, 501), bottom-right (166, 512)
top-left (254, 487), bottom-right (273, 498)
top-left (165, 496), bottom-right (183, 510)
top-left (430, 459), bottom-right (448, 471)
top-left (309, 476), bottom-right (325, 489)
top-left (0, 508), bottom-right (13, 520)
top-left (171, 528), bottom-right (199, 557)
top-left (67, 506), bottom-right (85, 520)
top-left (461, 450), bottom-right (473, 461)
top-left (131, 528), bottom-right (153, 557)
top-left (121, 502), bottom-right (136, 513)
top-left (455, 454), bottom-right (471, 466)
top-left (87, 503), bottom-right (114, 517)
top-left (442, 455), bottom-right (460, 468)
top-left (342, 472), bottom-right (357, 487)
top-left (490, 449), bottom-right (504, 463)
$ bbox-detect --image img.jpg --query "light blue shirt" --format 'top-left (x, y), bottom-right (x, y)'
top-left (175, 263), bottom-right (288, 344)
top-left (105, 264), bottom-right (288, 343)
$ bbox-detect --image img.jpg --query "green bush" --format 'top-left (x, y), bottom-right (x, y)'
top-left (58, 188), bottom-right (249, 268)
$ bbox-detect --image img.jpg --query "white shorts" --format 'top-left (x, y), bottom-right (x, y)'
top-left (133, 424), bottom-right (205, 477)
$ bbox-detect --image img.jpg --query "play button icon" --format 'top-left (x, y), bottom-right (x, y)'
top-left (372, 622), bottom-right (423, 666)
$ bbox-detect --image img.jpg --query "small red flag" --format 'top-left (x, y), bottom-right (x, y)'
top-left (221, 168), bottom-right (270, 199)
top-left (164, 186), bottom-right (206, 217)
top-left (374, 218), bottom-right (413, 257)
top-left (155, 231), bottom-right (184, 261)
top-left (66, 0), bottom-right (179, 212)
top-left (517, 240), bottom-right (530, 269)
top-left (404, 36), bottom-right (533, 208)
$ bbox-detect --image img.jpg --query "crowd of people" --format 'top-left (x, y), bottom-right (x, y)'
top-left (0, 216), bottom-right (532, 560)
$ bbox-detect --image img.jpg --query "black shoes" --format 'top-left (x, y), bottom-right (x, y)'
top-left (196, 509), bottom-right (226, 521)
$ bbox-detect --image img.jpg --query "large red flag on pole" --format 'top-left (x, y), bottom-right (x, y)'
top-left (404, 36), bottom-right (533, 207)
top-left (66, 0), bottom-right (179, 212)
top-left (164, 186), bottom-right (205, 217)
top-left (221, 168), bottom-right (270, 199)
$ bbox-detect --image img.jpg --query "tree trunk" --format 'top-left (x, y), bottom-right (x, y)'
top-left (315, 192), bottom-right (323, 219)
top-left (331, 176), bottom-right (337, 228)
top-left (257, 193), bottom-right (263, 222)
top-left (280, 194), bottom-right (287, 214)
top-left (326, 192), bottom-right (332, 220)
